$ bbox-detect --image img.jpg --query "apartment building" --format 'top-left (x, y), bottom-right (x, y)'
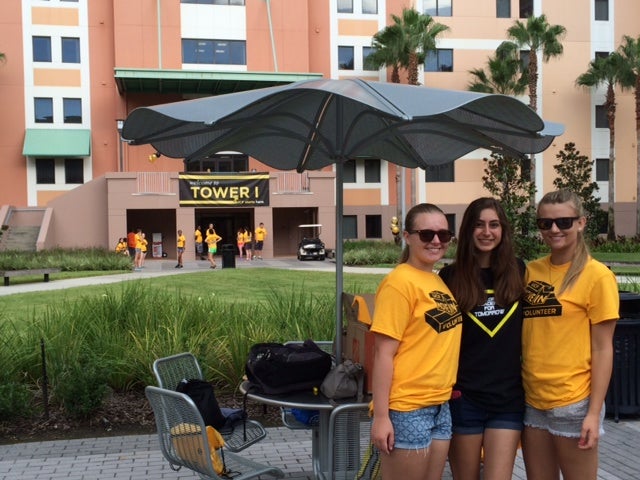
top-left (0, 0), bottom-right (638, 259)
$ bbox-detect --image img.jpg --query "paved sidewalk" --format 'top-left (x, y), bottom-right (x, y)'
top-left (1, 417), bottom-right (640, 479)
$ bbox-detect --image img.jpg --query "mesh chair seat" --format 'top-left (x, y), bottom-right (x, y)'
top-left (153, 352), bottom-right (267, 452)
top-left (146, 386), bottom-right (283, 480)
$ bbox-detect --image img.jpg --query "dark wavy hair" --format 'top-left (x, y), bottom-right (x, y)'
top-left (399, 203), bottom-right (447, 264)
top-left (447, 197), bottom-right (524, 312)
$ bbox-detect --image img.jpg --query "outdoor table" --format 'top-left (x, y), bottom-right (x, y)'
top-left (240, 380), bottom-right (371, 480)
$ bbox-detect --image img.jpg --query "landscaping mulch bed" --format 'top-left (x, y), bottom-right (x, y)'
top-left (0, 389), bottom-right (282, 445)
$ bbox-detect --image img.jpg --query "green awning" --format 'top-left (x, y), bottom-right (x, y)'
top-left (23, 129), bottom-right (91, 157)
top-left (115, 68), bottom-right (323, 95)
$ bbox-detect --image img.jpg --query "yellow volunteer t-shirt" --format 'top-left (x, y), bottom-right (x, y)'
top-left (370, 263), bottom-right (463, 411)
top-left (522, 256), bottom-right (619, 409)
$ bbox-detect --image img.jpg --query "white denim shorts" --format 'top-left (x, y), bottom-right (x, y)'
top-left (524, 397), bottom-right (605, 438)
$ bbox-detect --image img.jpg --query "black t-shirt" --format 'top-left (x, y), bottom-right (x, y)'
top-left (440, 262), bottom-right (525, 412)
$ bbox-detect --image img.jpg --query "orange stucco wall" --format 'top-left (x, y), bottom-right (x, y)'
top-left (0, 1), bottom-right (27, 205)
top-left (32, 6), bottom-right (79, 26)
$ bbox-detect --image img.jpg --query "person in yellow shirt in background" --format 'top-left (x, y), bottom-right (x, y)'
top-left (236, 227), bottom-right (246, 259)
top-left (194, 225), bottom-right (204, 260)
top-left (243, 227), bottom-right (253, 261)
top-left (139, 233), bottom-right (148, 268)
top-left (134, 229), bottom-right (144, 270)
top-left (115, 237), bottom-right (129, 256)
top-left (176, 229), bottom-right (186, 268)
top-left (205, 225), bottom-right (222, 269)
top-left (254, 222), bottom-right (267, 260)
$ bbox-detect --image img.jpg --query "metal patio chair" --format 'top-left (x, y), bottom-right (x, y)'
top-left (145, 386), bottom-right (283, 480)
top-left (153, 352), bottom-right (267, 452)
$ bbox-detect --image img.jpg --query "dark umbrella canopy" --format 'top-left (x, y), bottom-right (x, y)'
top-left (122, 78), bottom-right (562, 170)
top-left (122, 78), bottom-right (563, 361)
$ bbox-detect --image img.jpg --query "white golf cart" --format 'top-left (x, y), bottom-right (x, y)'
top-left (297, 224), bottom-right (326, 261)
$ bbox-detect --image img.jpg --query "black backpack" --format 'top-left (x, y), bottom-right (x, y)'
top-left (176, 379), bottom-right (227, 430)
top-left (245, 340), bottom-right (333, 395)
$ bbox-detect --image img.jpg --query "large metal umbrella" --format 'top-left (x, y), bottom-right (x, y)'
top-left (122, 78), bottom-right (563, 361)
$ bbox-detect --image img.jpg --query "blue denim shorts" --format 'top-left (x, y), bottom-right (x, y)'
top-left (524, 398), bottom-right (605, 438)
top-left (450, 394), bottom-right (524, 434)
top-left (389, 403), bottom-right (452, 450)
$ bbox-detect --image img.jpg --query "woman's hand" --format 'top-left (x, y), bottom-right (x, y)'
top-left (371, 415), bottom-right (395, 454)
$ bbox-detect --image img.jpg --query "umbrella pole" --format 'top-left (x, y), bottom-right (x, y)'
top-left (335, 161), bottom-right (344, 363)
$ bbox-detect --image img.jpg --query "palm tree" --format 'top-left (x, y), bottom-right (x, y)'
top-left (390, 8), bottom-right (449, 86)
top-left (576, 53), bottom-right (625, 240)
top-left (507, 14), bottom-right (566, 110)
top-left (366, 25), bottom-right (406, 83)
top-left (468, 41), bottom-right (528, 95)
top-left (506, 14), bottom-right (566, 195)
top-left (617, 35), bottom-right (640, 236)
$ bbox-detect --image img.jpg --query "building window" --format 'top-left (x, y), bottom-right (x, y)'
top-left (338, 46), bottom-right (355, 70)
top-left (596, 158), bottom-right (609, 181)
top-left (343, 215), bottom-right (357, 239)
top-left (182, 39), bottom-right (246, 65)
top-left (425, 162), bottom-right (454, 182)
top-left (423, 0), bottom-right (452, 17)
top-left (34, 97), bottom-right (53, 123)
top-left (344, 160), bottom-right (356, 183)
top-left (595, 105), bottom-right (609, 128)
top-left (362, 0), bottom-right (377, 14)
top-left (425, 49), bottom-right (453, 72)
top-left (445, 214), bottom-right (456, 234)
top-left (33, 36), bottom-right (51, 62)
top-left (365, 215), bottom-right (382, 238)
top-left (36, 158), bottom-right (55, 184)
top-left (520, 0), bottom-right (533, 18)
top-left (61, 37), bottom-right (80, 63)
top-left (364, 159), bottom-right (381, 183)
top-left (188, 154), bottom-right (248, 172)
top-left (595, 0), bottom-right (608, 21)
top-left (338, 0), bottom-right (353, 13)
top-left (63, 98), bottom-right (82, 124)
top-left (363, 46), bottom-right (376, 71)
top-left (496, 0), bottom-right (510, 18)
top-left (595, 51), bottom-right (610, 59)
top-left (65, 158), bottom-right (84, 184)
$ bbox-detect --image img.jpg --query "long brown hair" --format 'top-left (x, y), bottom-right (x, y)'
top-left (448, 197), bottom-right (524, 312)
top-left (399, 203), bottom-right (446, 264)
top-left (537, 189), bottom-right (589, 295)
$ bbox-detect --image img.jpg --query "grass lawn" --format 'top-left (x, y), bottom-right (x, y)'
top-left (1, 268), bottom-right (387, 322)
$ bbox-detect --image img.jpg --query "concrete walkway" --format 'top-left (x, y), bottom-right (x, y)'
top-left (1, 417), bottom-right (640, 479)
top-left (1, 258), bottom-right (639, 479)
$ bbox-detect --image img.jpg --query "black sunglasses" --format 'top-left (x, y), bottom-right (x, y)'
top-left (536, 217), bottom-right (579, 230)
top-left (408, 229), bottom-right (454, 243)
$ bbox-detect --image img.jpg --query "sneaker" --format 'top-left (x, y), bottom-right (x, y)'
top-left (210, 264), bottom-right (217, 269)
top-left (179, 264), bottom-right (183, 268)
top-left (175, 264), bottom-right (180, 268)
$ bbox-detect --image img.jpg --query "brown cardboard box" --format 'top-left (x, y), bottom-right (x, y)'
top-left (343, 293), bottom-right (376, 394)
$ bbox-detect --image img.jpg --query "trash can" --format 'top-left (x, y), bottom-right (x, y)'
top-left (221, 244), bottom-right (236, 269)
top-left (606, 292), bottom-right (640, 421)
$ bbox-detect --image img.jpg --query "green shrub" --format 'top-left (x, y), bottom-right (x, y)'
top-left (0, 248), bottom-right (131, 271)
top-left (0, 382), bottom-right (32, 420)
top-left (54, 352), bottom-right (110, 419)
top-left (591, 236), bottom-right (640, 253)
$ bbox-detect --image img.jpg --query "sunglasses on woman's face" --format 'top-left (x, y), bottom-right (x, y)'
top-left (408, 229), bottom-right (454, 243)
top-left (535, 217), bottom-right (579, 230)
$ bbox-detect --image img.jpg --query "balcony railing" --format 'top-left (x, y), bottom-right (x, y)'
top-left (136, 172), bottom-right (173, 195)
top-left (274, 171), bottom-right (310, 194)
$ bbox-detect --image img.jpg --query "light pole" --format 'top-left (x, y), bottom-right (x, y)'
top-left (116, 119), bottom-right (124, 172)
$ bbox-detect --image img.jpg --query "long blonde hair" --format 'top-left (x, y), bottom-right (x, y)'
top-left (538, 189), bottom-right (590, 294)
